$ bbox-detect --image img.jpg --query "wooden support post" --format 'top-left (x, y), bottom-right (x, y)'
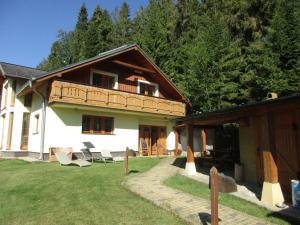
top-left (210, 166), bottom-right (219, 225)
top-left (125, 147), bottom-right (129, 175)
top-left (175, 129), bottom-right (179, 155)
top-left (185, 123), bottom-right (196, 175)
top-left (201, 128), bottom-right (207, 153)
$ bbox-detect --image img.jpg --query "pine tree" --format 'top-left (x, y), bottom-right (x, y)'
top-left (268, 0), bottom-right (300, 94)
top-left (37, 30), bottom-right (73, 71)
top-left (84, 5), bottom-right (114, 58)
top-left (112, 2), bottom-right (132, 47)
top-left (72, 4), bottom-right (88, 62)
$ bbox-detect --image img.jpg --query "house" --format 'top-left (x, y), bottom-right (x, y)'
top-left (176, 94), bottom-right (300, 206)
top-left (0, 44), bottom-right (186, 160)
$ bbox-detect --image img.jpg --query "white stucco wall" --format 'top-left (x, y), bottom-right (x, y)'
top-left (0, 78), bottom-right (176, 155)
top-left (43, 106), bottom-right (176, 153)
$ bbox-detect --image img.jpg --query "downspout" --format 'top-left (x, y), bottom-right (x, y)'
top-left (29, 80), bottom-right (47, 160)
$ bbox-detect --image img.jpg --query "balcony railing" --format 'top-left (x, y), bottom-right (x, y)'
top-left (49, 80), bottom-right (186, 117)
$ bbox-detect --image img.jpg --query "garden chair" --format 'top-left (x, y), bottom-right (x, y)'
top-left (55, 152), bottom-right (91, 167)
top-left (80, 148), bottom-right (103, 163)
top-left (101, 150), bottom-right (124, 163)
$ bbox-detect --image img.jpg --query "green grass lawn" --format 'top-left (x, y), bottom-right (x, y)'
top-left (0, 158), bottom-right (187, 225)
top-left (165, 174), bottom-right (298, 225)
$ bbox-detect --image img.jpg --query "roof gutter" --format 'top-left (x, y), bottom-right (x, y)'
top-left (29, 80), bottom-right (46, 160)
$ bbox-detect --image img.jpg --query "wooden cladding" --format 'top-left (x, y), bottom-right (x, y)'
top-left (49, 80), bottom-right (185, 117)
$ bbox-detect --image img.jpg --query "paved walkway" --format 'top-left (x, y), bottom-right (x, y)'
top-left (125, 157), bottom-right (273, 225)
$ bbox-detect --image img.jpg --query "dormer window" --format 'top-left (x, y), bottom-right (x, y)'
top-left (137, 80), bottom-right (159, 97)
top-left (90, 69), bottom-right (118, 90)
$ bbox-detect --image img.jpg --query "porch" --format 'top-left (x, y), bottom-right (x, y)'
top-left (175, 94), bottom-right (300, 207)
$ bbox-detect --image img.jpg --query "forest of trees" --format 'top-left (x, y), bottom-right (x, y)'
top-left (38, 0), bottom-right (300, 114)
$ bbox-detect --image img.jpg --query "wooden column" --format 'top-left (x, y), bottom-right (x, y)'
top-left (174, 129), bottom-right (179, 155)
top-left (187, 124), bottom-right (194, 163)
top-left (185, 123), bottom-right (196, 175)
top-left (201, 128), bottom-right (207, 153)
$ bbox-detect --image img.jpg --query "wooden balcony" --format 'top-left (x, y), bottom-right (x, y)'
top-left (49, 80), bottom-right (186, 117)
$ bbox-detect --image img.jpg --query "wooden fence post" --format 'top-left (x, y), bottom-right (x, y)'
top-left (125, 147), bottom-right (129, 175)
top-left (210, 166), bottom-right (219, 225)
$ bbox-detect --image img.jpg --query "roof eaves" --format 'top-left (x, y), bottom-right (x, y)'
top-left (181, 93), bottom-right (300, 122)
top-left (35, 44), bottom-right (137, 81)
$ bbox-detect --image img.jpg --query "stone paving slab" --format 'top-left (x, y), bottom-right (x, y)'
top-left (125, 157), bottom-right (274, 225)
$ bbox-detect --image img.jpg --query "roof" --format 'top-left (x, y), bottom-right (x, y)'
top-left (0, 62), bottom-right (46, 79)
top-left (35, 44), bottom-right (138, 81)
top-left (179, 93), bottom-right (300, 125)
top-left (34, 44), bottom-right (186, 100)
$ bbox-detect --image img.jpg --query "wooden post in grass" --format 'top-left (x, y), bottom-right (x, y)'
top-left (125, 147), bottom-right (129, 175)
top-left (210, 166), bottom-right (219, 225)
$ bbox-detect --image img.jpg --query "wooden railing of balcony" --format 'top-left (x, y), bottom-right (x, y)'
top-left (49, 80), bottom-right (185, 117)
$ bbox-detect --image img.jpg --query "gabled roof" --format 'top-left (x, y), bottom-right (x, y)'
top-left (0, 62), bottom-right (46, 79)
top-left (34, 44), bottom-right (186, 100)
top-left (178, 93), bottom-right (300, 125)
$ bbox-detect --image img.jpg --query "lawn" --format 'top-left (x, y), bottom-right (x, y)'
top-left (0, 158), bottom-right (187, 225)
top-left (165, 174), bottom-right (298, 225)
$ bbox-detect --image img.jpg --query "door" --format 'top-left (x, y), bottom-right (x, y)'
top-left (157, 127), bottom-right (167, 155)
top-left (20, 113), bottom-right (30, 150)
top-left (139, 125), bottom-right (167, 156)
top-left (139, 125), bottom-right (151, 156)
top-left (273, 110), bottom-right (300, 195)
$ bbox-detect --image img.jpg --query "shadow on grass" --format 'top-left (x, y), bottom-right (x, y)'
top-left (128, 170), bottom-right (140, 174)
top-left (198, 212), bottom-right (221, 225)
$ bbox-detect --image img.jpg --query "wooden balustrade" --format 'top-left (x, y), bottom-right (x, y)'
top-left (49, 80), bottom-right (186, 117)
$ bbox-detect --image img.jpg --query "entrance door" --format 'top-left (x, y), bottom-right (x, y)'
top-left (157, 127), bottom-right (167, 155)
top-left (139, 125), bottom-right (167, 156)
top-left (273, 110), bottom-right (300, 195)
top-left (139, 125), bottom-right (151, 156)
top-left (20, 113), bottom-right (30, 150)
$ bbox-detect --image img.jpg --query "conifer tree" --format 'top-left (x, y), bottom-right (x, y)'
top-left (84, 5), bottom-right (114, 58)
top-left (72, 4), bottom-right (88, 62)
top-left (112, 2), bottom-right (132, 47)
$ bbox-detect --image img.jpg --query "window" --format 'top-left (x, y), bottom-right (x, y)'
top-left (140, 83), bottom-right (156, 96)
top-left (10, 80), bottom-right (16, 107)
top-left (82, 115), bottom-right (114, 134)
top-left (0, 114), bottom-right (6, 149)
top-left (34, 114), bottom-right (39, 134)
top-left (24, 93), bottom-right (33, 107)
top-left (3, 83), bottom-right (8, 109)
top-left (90, 69), bottom-right (118, 89)
top-left (137, 80), bottom-right (158, 97)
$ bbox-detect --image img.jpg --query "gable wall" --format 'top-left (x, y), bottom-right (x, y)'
top-left (57, 61), bottom-right (171, 99)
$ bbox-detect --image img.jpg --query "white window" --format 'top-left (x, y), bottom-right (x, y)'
top-left (1, 81), bottom-right (8, 110)
top-left (137, 80), bottom-right (159, 97)
top-left (90, 69), bottom-right (118, 90)
top-left (33, 114), bottom-right (39, 134)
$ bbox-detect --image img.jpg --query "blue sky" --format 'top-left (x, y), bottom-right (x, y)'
top-left (0, 0), bottom-right (148, 68)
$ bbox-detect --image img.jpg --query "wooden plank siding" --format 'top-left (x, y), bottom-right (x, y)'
top-left (48, 80), bottom-right (185, 117)
top-left (58, 61), bottom-right (170, 99)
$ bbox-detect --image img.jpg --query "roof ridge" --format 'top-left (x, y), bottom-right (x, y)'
top-left (0, 61), bottom-right (45, 72)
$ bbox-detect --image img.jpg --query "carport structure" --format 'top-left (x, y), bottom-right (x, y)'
top-left (175, 94), bottom-right (300, 206)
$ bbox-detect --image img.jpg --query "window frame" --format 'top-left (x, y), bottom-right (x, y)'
top-left (24, 93), bottom-right (33, 107)
top-left (82, 115), bottom-right (114, 135)
top-left (137, 80), bottom-right (159, 97)
top-left (89, 69), bottom-right (118, 90)
top-left (33, 114), bottom-right (40, 134)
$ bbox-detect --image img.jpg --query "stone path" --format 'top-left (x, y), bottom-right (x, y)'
top-left (125, 157), bottom-right (273, 225)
